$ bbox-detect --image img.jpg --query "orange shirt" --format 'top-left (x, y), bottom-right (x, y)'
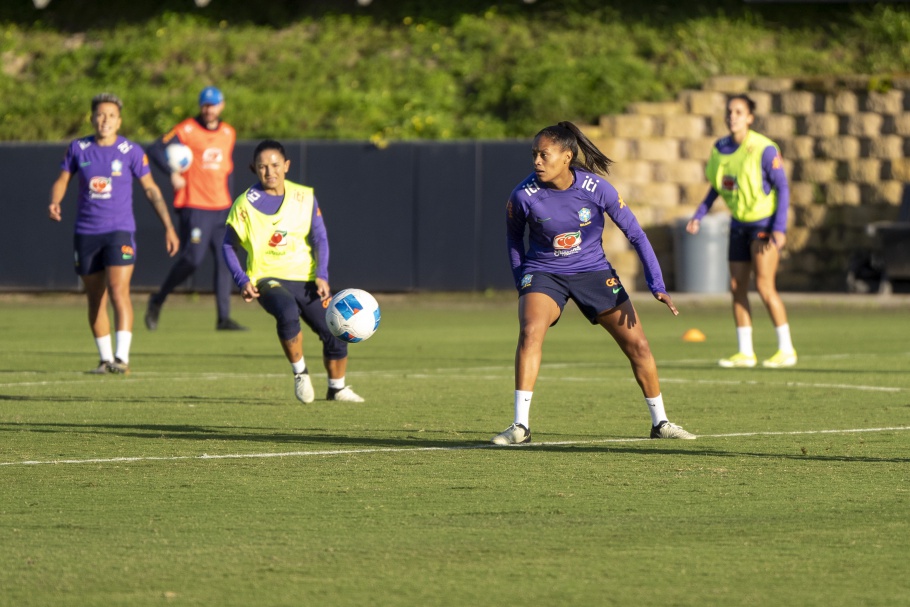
top-left (164, 117), bottom-right (235, 211)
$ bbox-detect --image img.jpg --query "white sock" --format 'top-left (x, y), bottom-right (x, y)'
top-left (95, 335), bottom-right (114, 362)
top-left (328, 377), bottom-right (345, 390)
top-left (114, 331), bottom-right (132, 363)
top-left (645, 393), bottom-right (668, 426)
top-left (775, 323), bottom-right (794, 353)
top-left (514, 390), bottom-right (532, 428)
top-left (736, 326), bottom-right (754, 356)
top-left (291, 358), bottom-right (306, 375)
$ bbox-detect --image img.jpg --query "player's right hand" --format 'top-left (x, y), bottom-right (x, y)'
top-left (241, 282), bottom-right (259, 302)
top-left (171, 172), bottom-right (187, 191)
top-left (48, 202), bottom-right (62, 222)
top-left (685, 218), bottom-right (700, 235)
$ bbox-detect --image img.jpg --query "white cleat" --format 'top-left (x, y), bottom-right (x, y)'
top-left (327, 386), bottom-right (365, 402)
top-left (718, 352), bottom-right (757, 368)
top-left (294, 372), bottom-right (315, 404)
top-left (491, 423), bottom-right (531, 445)
top-left (650, 421), bottom-right (696, 440)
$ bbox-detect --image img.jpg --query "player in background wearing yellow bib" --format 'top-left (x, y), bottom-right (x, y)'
top-left (223, 140), bottom-right (364, 403)
top-left (686, 94), bottom-right (797, 369)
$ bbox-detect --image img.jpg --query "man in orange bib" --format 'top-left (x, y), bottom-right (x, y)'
top-left (145, 86), bottom-right (246, 331)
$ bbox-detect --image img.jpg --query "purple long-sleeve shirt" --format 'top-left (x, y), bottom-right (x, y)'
top-left (507, 168), bottom-right (667, 295)
top-left (693, 135), bottom-right (790, 233)
top-left (222, 184), bottom-right (330, 288)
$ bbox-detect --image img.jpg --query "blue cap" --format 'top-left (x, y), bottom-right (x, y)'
top-left (199, 86), bottom-right (224, 106)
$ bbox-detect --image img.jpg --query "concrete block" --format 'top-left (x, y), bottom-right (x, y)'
top-left (628, 183), bottom-right (680, 207)
top-left (798, 113), bottom-right (839, 137)
top-left (794, 205), bottom-right (828, 229)
top-left (883, 158), bottom-right (910, 181)
top-left (750, 77), bottom-right (794, 93)
top-left (862, 135), bottom-right (903, 159)
top-left (703, 75), bottom-right (752, 93)
top-left (778, 136), bottom-right (815, 160)
top-left (680, 137), bottom-right (717, 160)
top-left (861, 181), bottom-right (905, 205)
top-left (680, 183), bottom-right (711, 206)
top-left (603, 114), bottom-right (656, 138)
top-left (625, 101), bottom-right (685, 116)
top-left (780, 91), bottom-right (820, 115)
top-left (794, 159), bottom-right (838, 182)
top-left (753, 115), bottom-right (796, 140)
top-left (595, 138), bottom-right (633, 161)
top-left (863, 90), bottom-right (904, 114)
top-left (789, 181), bottom-right (820, 206)
top-left (826, 91), bottom-right (859, 114)
top-left (634, 138), bottom-right (680, 161)
top-left (661, 115), bottom-right (708, 139)
top-left (610, 160), bottom-right (653, 184)
top-left (785, 226), bottom-right (812, 252)
top-left (653, 160), bottom-right (705, 184)
top-left (681, 90), bottom-right (727, 116)
top-left (706, 115), bottom-right (729, 137)
top-left (841, 113), bottom-right (883, 137)
top-left (837, 159), bottom-right (882, 183)
top-left (824, 182), bottom-right (861, 206)
top-left (883, 113), bottom-right (910, 135)
top-left (749, 91), bottom-right (773, 116)
top-left (816, 136), bottom-right (861, 160)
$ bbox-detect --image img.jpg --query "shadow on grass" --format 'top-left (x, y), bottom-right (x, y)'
top-left (1, 421), bottom-right (908, 463)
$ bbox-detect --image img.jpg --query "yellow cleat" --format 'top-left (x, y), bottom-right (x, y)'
top-left (718, 352), bottom-right (757, 368)
top-left (762, 350), bottom-right (798, 368)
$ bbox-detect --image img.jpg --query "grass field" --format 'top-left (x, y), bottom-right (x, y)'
top-left (1, 291), bottom-right (908, 607)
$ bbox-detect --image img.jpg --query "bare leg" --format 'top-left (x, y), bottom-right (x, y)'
top-left (751, 240), bottom-right (788, 327)
top-left (515, 293), bottom-right (561, 391)
top-left (596, 299), bottom-right (660, 398)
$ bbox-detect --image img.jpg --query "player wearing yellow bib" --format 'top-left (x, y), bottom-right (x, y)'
top-left (223, 140), bottom-right (364, 403)
top-left (686, 94), bottom-right (796, 369)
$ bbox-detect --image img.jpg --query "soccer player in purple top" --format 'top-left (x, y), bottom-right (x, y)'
top-left (686, 94), bottom-right (797, 369)
top-left (222, 140), bottom-right (364, 404)
top-left (48, 92), bottom-right (179, 374)
top-left (491, 121), bottom-right (695, 445)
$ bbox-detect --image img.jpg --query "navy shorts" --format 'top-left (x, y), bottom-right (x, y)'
top-left (518, 269), bottom-right (631, 325)
top-left (255, 278), bottom-right (348, 360)
top-left (175, 207), bottom-right (229, 267)
top-left (729, 225), bottom-right (773, 262)
top-left (73, 231), bottom-right (136, 276)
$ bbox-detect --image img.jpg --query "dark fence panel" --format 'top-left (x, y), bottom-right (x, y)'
top-left (1, 140), bottom-right (530, 293)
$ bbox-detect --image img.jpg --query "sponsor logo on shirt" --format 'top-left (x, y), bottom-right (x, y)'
top-left (269, 230), bottom-right (288, 247)
top-left (523, 179), bottom-right (540, 197)
top-left (202, 147), bottom-right (223, 169)
top-left (89, 176), bottom-right (112, 199)
top-left (553, 231), bottom-right (581, 257)
top-left (722, 175), bottom-right (738, 191)
top-left (117, 141), bottom-right (132, 155)
top-left (581, 175), bottom-right (599, 193)
top-left (520, 274), bottom-right (533, 289)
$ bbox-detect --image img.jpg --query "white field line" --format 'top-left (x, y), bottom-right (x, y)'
top-left (0, 365), bottom-right (903, 393)
top-left (0, 426), bottom-right (907, 468)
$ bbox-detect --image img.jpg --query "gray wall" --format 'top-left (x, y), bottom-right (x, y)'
top-left (1, 140), bottom-right (532, 292)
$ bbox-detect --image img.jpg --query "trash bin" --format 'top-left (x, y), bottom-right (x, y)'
top-left (673, 214), bottom-right (730, 293)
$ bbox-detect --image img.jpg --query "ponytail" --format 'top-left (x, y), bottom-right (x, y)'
top-left (534, 121), bottom-right (614, 176)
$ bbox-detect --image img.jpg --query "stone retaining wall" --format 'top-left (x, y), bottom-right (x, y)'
top-left (583, 75), bottom-right (910, 292)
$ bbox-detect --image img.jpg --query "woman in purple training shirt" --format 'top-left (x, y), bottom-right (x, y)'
top-left (48, 93), bottom-right (179, 374)
top-left (491, 121), bottom-right (695, 445)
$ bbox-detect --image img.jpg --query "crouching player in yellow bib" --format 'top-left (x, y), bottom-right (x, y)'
top-left (222, 140), bottom-right (364, 403)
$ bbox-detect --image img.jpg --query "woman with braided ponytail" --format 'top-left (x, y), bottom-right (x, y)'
top-left (491, 121), bottom-right (695, 445)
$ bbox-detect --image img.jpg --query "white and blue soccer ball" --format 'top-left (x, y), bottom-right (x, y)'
top-left (165, 142), bottom-right (193, 173)
top-left (326, 288), bottom-right (381, 343)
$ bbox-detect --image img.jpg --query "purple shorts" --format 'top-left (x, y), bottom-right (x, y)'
top-left (73, 231), bottom-right (136, 276)
top-left (518, 269), bottom-right (631, 325)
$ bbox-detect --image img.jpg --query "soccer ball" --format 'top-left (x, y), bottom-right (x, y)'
top-left (165, 142), bottom-right (193, 173)
top-left (326, 288), bottom-right (381, 343)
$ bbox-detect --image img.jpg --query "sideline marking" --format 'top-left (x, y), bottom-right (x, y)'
top-left (1, 426), bottom-right (907, 468)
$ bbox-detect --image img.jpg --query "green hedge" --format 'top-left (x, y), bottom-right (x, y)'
top-left (1, 1), bottom-right (909, 141)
